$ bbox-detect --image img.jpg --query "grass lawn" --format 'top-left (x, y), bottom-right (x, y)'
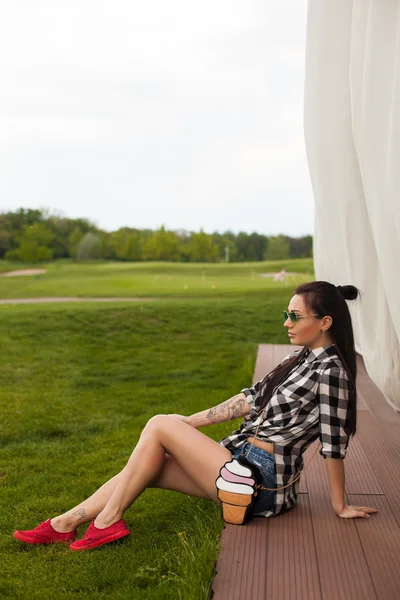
top-left (0, 258), bottom-right (314, 299)
top-left (0, 260), bottom-right (314, 599)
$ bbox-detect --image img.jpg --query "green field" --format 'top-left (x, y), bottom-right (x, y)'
top-left (0, 258), bottom-right (314, 299)
top-left (0, 260), bottom-right (313, 599)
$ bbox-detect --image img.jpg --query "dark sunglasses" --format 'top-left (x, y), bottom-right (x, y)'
top-left (283, 311), bottom-right (320, 323)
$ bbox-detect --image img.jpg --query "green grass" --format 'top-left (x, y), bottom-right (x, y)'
top-left (0, 259), bottom-right (313, 598)
top-left (0, 291), bottom-right (296, 600)
top-left (0, 258), bottom-right (314, 299)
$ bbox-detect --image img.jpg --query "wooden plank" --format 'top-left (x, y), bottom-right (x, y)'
top-left (273, 343), bottom-right (299, 366)
top-left (305, 439), bottom-right (377, 600)
top-left (302, 433), bottom-right (383, 496)
top-left (212, 500), bottom-right (322, 600)
top-left (211, 521), bottom-right (268, 600)
top-left (356, 354), bottom-right (400, 422)
top-left (348, 494), bottom-right (400, 600)
top-left (351, 411), bottom-right (400, 526)
top-left (340, 434), bottom-right (384, 495)
top-left (235, 520), bottom-right (268, 600)
top-left (265, 495), bottom-right (321, 600)
top-left (252, 344), bottom-right (274, 384)
top-left (253, 344), bottom-right (300, 383)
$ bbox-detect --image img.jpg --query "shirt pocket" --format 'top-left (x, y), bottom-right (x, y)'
top-left (278, 378), bottom-right (318, 407)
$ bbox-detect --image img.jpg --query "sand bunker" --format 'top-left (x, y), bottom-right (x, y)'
top-left (0, 269), bottom-right (47, 277)
top-left (259, 272), bottom-right (298, 277)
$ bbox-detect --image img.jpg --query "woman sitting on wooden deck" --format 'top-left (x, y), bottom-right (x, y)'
top-left (14, 281), bottom-right (378, 551)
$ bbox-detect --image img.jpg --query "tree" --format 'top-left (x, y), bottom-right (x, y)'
top-left (6, 208), bottom-right (43, 232)
top-left (142, 226), bottom-right (181, 261)
top-left (68, 227), bottom-right (85, 260)
top-left (215, 231), bottom-right (238, 262)
top-left (248, 232), bottom-right (268, 261)
top-left (108, 228), bottom-right (142, 261)
top-left (121, 233), bottom-right (141, 261)
top-left (265, 235), bottom-right (290, 260)
top-left (175, 229), bottom-right (191, 262)
top-left (5, 223), bottom-right (54, 262)
top-left (187, 230), bottom-right (218, 262)
top-left (0, 208), bottom-right (314, 263)
top-left (234, 232), bottom-right (252, 261)
top-left (304, 235), bottom-right (313, 257)
top-left (288, 235), bottom-right (313, 258)
top-left (0, 215), bottom-right (12, 259)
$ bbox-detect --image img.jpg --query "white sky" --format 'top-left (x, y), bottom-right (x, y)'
top-left (0, 0), bottom-right (314, 236)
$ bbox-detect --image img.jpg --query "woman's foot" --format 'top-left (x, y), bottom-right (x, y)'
top-left (69, 519), bottom-right (130, 551)
top-left (13, 519), bottom-right (77, 545)
top-left (50, 516), bottom-right (77, 533)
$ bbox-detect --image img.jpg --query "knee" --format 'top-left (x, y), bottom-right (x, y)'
top-left (142, 414), bottom-right (171, 435)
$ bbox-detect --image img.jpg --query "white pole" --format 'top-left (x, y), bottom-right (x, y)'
top-left (225, 245), bottom-right (229, 263)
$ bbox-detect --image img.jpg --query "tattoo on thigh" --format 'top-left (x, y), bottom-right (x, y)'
top-left (72, 508), bottom-right (86, 521)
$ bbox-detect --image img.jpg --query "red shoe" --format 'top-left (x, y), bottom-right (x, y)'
top-left (13, 519), bottom-right (77, 545)
top-left (69, 519), bottom-right (130, 551)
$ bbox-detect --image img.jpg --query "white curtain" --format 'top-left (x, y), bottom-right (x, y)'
top-left (304, 0), bottom-right (400, 411)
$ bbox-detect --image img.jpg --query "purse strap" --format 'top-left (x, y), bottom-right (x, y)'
top-left (244, 408), bottom-right (322, 492)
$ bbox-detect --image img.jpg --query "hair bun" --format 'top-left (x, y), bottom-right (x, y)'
top-left (336, 285), bottom-right (360, 301)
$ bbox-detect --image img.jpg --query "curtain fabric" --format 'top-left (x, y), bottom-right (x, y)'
top-left (304, 0), bottom-right (400, 411)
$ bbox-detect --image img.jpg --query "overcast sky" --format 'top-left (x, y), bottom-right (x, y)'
top-left (0, 1), bottom-right (313, 236)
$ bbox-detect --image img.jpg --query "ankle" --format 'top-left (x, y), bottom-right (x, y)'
top-left (50, 516), bottom-right (77, 533)
top-left (94, 512), bottom-right (122, 529)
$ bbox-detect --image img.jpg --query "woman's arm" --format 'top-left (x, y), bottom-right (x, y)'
top-left (326, 457), bottom-right (345, 513)
top-left (317, 367), bottom-right (378, 519)
top-left (327, 457), bottom-right (378, 519)
top-left (172, 393), bottom-right (250, 429)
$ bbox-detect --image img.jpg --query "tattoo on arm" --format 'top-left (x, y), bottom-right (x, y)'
top-left (206, 394), bottom-right (246, 424)
top-left (72, 508), bottom-right (86, 521)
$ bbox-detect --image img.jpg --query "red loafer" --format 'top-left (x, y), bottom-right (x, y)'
top-left (13, 519), bottom-right (77, 545)
top-left (69, 519), bottom-right (130, 551)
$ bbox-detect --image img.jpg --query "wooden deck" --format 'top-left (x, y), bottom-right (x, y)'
top-left (210, 344), bottom-right (400, 600)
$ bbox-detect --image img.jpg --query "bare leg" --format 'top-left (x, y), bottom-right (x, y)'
top-left (51, 416), bottom-right (230, 532)
top-left (51, 474), bottom-right (122, 532)
top-left (94, 415), bottom-right (231, 528)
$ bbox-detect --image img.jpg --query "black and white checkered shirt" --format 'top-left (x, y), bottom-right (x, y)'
top-left (218, 344), bottom-right (351, 518)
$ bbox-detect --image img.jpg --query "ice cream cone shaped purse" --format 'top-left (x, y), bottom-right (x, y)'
top-left (215, 457), bottom-right (263, 525)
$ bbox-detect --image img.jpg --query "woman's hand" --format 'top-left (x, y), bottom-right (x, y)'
top-left (335, 505), bottom-right (378, 519)
top-left (167, 414), bottom-right (196, 427)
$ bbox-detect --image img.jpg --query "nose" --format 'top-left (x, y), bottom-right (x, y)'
top-left (284, 317), bottom-right (292, 329)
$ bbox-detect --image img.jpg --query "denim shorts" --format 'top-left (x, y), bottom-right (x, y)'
top-left (230, 442), bottom-right (276, 515)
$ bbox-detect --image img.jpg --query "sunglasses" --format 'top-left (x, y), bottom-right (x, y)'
top-left (283, 311), bottom-right (320, 323)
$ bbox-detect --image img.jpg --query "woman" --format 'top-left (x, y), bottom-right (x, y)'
top-left (13, 281), bottom-right (378, 551)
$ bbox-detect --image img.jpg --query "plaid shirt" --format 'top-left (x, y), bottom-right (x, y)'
top-left (218, 344), bottom-right (351, 518)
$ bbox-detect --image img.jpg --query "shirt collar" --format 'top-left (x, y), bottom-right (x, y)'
top-left (303, 343), bottom-right (337, 364)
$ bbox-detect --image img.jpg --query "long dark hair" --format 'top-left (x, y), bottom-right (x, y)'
top-left (256, 281), bottom-right (361, 437)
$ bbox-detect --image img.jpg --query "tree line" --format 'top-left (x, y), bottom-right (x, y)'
top-left (0, 208), bottom-right (313, 263)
